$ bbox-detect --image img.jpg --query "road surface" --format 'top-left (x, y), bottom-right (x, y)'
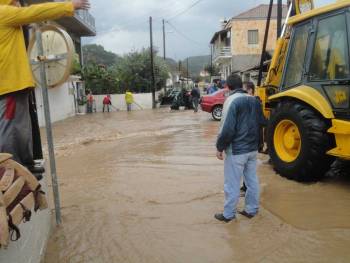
top-left (43, 109), bottom-right (350, 263)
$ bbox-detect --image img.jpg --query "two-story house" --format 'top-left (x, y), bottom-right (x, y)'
top-left (210, 4), bottom-right (287, 82)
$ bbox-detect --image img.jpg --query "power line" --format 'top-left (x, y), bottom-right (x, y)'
top-left (166, 21), bottom-right (205, 47)
top-left (96, 0), bottom-right (206, 36)
top-left (98, 20), bottom-right (148, 35)
top-left (97, 1), bottom-right (184, 36)
top-left (168, 0), bottom-right (206, 21)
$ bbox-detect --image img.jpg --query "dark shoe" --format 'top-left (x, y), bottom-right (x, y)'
top-left (214, 213), bottom-right (234, 223)
top-left (238, 210), bottom-right (255, 219)
top-left (27, 165), bottom-right (45, 174)
top-left (32, 173), bottom-right (43, 181)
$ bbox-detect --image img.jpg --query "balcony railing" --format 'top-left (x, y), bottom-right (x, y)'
top-left (75, 10), bottom-right (96, 34)
top-left (27, 0), bottom-right (96, 36)
top-left (213, 46), bottom-right (232, 61)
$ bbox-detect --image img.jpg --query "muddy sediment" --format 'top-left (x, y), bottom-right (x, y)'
top-left (43, 109), bottom-right (350, 263)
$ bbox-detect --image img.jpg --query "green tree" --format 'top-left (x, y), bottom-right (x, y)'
top-left (71, 53), bottom-right (82, 75)
top-left (115, 48), bottom-right (169, 93)
top-left (82, 48), bottom-right (169, 95)
top-left (204, 64), bottom-right (220, 76)
top-left (82, 63), bottom-right (120, 95)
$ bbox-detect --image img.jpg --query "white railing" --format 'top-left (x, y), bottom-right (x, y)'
top-left (75, 10), bottom-right (96, 33)
top-left (213, 46), bottom-right (231, 61)
top-left (53, 0), bottom-right (96, 33)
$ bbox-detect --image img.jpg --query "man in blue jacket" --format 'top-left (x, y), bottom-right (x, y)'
top-left (215, 74), bottom-right (266, 222)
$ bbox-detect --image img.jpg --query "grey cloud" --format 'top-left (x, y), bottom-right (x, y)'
top-left (85, 0), bottom-right (335, 59)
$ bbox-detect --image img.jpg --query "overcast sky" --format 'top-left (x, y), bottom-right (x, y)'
top-left (85, 0), bottom-right (334, 60)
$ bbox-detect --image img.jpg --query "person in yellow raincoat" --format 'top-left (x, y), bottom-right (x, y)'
top-left (0, 0), bottom-right (90, 172)
top-left (125, 90), bottom-right (134, 112)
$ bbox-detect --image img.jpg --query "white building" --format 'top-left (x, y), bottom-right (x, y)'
top-left (28, 0), bottom-right (96, 126)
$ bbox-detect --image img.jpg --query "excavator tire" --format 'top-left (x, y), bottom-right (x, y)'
top-left (267, 101), bottom-right (335, 182)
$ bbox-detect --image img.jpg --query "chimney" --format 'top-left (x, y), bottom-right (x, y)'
top-left (220, 18), bottom-right (228, 29)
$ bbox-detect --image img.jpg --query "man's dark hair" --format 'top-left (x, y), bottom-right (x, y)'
top-left (246, 81), bottom-right (255, 94)
top-left (226, 74), bottom-right (243, 90)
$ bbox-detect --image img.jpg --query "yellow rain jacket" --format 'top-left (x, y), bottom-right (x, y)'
top-left (125, 91), bottom-right (134, 104)
top-left (0, 0), bottom-right (74, 96)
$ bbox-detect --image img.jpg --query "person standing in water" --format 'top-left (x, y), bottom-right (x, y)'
top-left (103, 94), bottom-right (112, 112)
top-left (215, 74), bottom-right (266, 222)
top-left (125, 90), bottom-right (134, 112)
top-left (191, 84), bottom-right (201, 113)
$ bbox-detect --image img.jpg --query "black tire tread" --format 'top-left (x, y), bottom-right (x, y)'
top-left (267, 100), bottom-right (335, 182)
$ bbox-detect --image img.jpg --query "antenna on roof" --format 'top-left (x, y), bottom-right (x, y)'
top-left (219, 18), bottom-right (228, 29)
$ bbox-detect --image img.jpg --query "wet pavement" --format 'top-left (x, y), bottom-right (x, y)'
top-left (43, 109), bottom-right (350, 263)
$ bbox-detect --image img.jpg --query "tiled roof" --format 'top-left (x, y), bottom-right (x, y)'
top-left (210, 28), bottom-right (230, 44)
top-left (232, 4), bottom-right (288, 20)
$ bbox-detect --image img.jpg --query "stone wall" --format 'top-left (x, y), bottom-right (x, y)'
top-left (230, 19), bottom-right (279, 55)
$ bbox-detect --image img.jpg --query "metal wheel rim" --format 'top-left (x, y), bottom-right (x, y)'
top-left (213, 107), bottom-right (222, 118)
top-left (274, 119), bottom-right (302, 163)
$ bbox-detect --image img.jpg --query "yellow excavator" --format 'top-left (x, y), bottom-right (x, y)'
top-left (258, 0), bottom-right (350, 181)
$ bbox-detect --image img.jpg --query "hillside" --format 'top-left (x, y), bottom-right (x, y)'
top-left (83, 44), bottom-right (122, 67)
top-left (165, 58), bottom-right (178, 73)
top-left (82, 44), bottom-right (210, 78)
top-left (182, 55), bottom-right (211, 76)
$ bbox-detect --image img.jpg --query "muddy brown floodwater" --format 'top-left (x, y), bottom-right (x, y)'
top-left (42, 109), bottom-right (350, 263)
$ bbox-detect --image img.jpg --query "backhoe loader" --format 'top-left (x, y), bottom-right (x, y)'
top-left (258, 0), bottom-right (350, 181)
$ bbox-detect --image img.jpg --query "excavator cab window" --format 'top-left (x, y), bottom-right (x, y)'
top-left (309, 13), bottom-right (350, 81)
top-left (283, 22), bottom-right (310, 88)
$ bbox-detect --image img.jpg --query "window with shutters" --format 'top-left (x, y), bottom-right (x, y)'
top-left (248, 30), bottom-right (259, 45)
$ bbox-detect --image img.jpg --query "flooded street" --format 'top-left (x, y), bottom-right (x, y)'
top-left (43, 109), bottom-right (350, 263)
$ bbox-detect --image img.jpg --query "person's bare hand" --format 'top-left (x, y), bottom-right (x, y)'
top-left (72, 0), bottom-right (90, 10)
top-left (216, 151), bottom-right (224, 161)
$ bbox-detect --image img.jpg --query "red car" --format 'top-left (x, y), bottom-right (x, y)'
top-left (200, 88), bottom-right (229, 121)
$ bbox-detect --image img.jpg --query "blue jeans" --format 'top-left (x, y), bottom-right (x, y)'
top-left (223, 151), bottom-right (259, 219)
top-left (192, 97), bottom-right (199, 112)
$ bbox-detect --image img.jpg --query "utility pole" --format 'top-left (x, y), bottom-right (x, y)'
top-left (277, 0), bottom-right (282, 38)
top-left (162, 19), bottom-right (166, 60)
top-left (162, 19), bottom-right (167, 92)
top-left (179, 60), bottom-right (182, 80)
top-left (210, 45), bottom-right (213, 79)
top-left (149, 16), bottom-right (156, 109)
top-left (36, 29), bottom-right (61, 225)
top-left (257, 0), bottom-right (273, 86)
top-left (179, 61), bottom-right (183, 88)
top-left (186, 57), bottom-right (189, 86)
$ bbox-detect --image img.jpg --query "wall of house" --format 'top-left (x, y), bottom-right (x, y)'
top-left (35, 81), bottom-right (77, 127)
top-left (230, 19), bottom-right (279, 55)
